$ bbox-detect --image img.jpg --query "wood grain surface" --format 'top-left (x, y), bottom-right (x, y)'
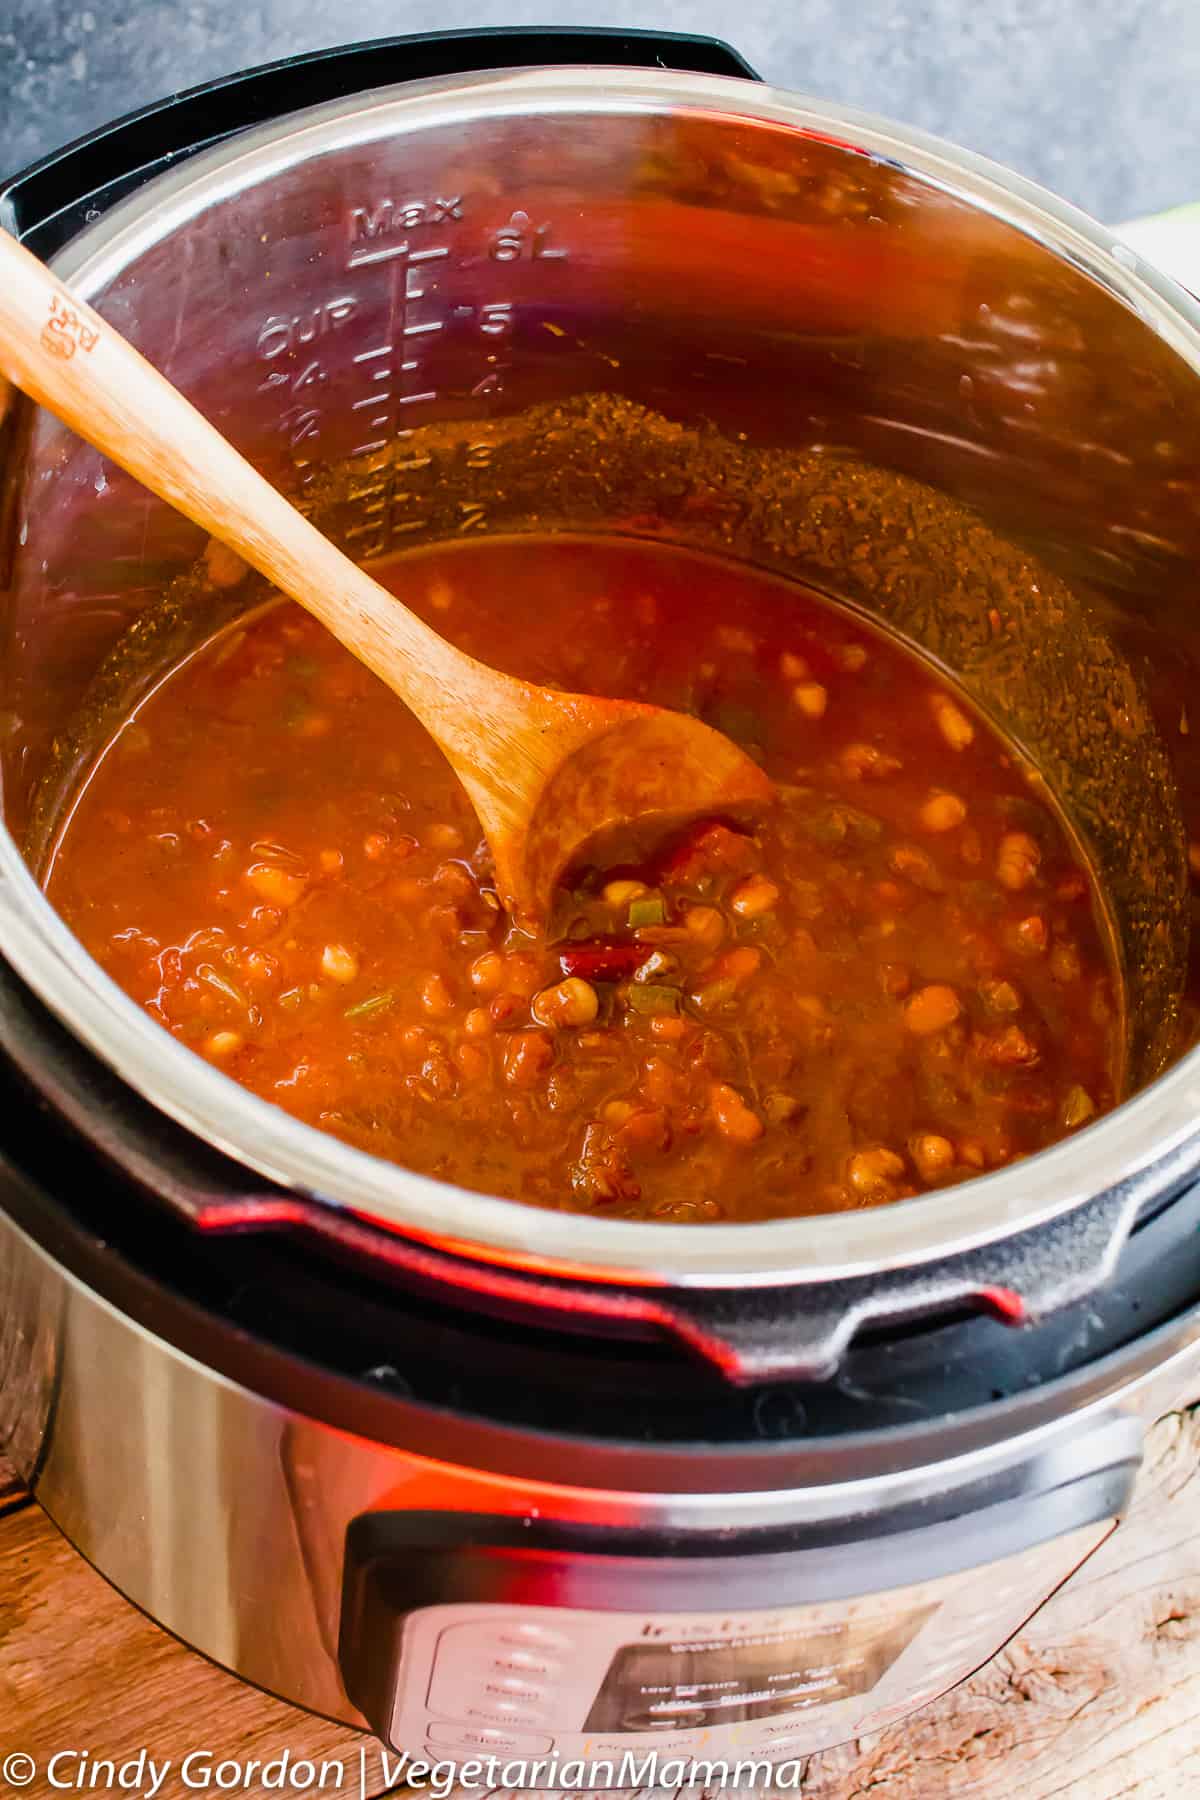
top-left (3, 1410), bottom-right (1200, 1799)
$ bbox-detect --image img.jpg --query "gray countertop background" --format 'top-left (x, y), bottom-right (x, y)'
top-left (1, 0), bottom-right (1197, 227)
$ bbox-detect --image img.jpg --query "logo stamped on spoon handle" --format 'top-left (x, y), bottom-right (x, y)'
top-left (40, 291), bottom-right (99, 361)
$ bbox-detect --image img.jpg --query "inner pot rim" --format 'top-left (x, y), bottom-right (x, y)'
top-left (4, 65), bottom-right (1200, 1288)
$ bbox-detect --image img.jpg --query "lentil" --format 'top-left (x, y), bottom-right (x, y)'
top-left (320, 943), bottom-right (359, 984)
top-left (603, 879), bottom-right (649, 907)
top-left (245, 864), bottom-right (306, 908)
top-left (792, 681), bottom-right (828, 719)
top-left (930, 693), bottom-right (975, 750)
top-left (910, 1133), bottom-right (955, 1180)
top-left (729, 875), bottom-right (781, 918)
top-left (904, 984), bottom-right (963, 1035)
top-left (469, 950), bottom-right (505, 992)
top-left (710, 1083), bottom-right (764, 1143)
top-left (847, 1147), bottom-right (906, 1194)
top-left (531, 977), bottom-right (600, 1029)
top-left (919, 791), bottom-right (967, 833)
top-left (997, 831), bottom-right (1041, 891)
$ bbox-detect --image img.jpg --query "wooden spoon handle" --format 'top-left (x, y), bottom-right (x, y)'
top-left (0, 228), bottom-right (500, 741)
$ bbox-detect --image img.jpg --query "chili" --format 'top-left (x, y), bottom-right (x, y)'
top-left (44, 535), bottom-right (1121, 1223)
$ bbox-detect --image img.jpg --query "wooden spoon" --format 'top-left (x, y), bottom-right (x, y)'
top-left (0, 230), bottom-right (772, 920)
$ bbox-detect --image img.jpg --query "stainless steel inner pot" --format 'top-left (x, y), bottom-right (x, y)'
top-left (4, 67), bottom-right (1200, 1288)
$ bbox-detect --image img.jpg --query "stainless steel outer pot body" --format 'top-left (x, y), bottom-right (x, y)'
top-left (4, 67), bottom-right (1200, 1295)
top-left (4, 1179), bottom-right (1200, 1741)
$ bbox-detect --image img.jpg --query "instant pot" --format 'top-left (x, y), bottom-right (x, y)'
top-left (5, 27), bottom-right (1200, 1764)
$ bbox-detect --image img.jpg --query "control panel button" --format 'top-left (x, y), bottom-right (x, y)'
top-left (426, 1723), bottom-right (554, 1753)
top-left (479, 1676), bottom-right (548, 1701)
top-left (464, 1701), bottom-right (555, 1727)
top-left (485, 1649), bottom-right (560, 1677)
top-left (440, 1650), bottom-right (562, 1686)
top-left (429, 1650), bottom-right (561, 1724)
top-left (433, 1621), bottom-right (576, 1674)
top-left (489, 1624), bottom-right (575, 1651)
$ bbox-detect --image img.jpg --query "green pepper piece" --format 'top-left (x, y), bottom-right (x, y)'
top-left (626, 983), bottom-right (680, 1014)
top-left (345, 990), bottom-right (395, 1019)
top-left (628, 896), bottom-right (666, 928)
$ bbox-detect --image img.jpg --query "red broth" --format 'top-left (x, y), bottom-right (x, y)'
top-left (45, 535), bottom-right (1120, 1222)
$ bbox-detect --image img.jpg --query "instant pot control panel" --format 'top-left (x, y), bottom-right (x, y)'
top-left (340, 1497), bottom-right (1125, 1760)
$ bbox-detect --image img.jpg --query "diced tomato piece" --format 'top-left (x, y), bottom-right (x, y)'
top-left (658, 821), bottom-right (759, 886)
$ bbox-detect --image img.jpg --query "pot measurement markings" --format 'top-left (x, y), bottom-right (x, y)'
top-left (256, 295), bottom-right (358, 507)
top-left (471, 208), bottom-right (567, 407)
top-left (343, 255), bottom-right (449, 557)
top-left (334, 195), bottom-right (463, 557)
top-left (337, 202), bottom-right (569, 556)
